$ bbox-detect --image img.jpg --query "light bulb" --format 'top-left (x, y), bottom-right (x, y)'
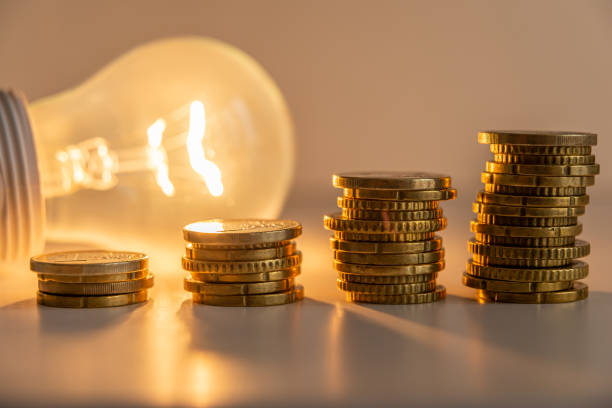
top-left (0, 37), bottom-right (294, 264)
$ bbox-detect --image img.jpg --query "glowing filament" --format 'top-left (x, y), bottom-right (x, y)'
top-left (147, 119), bottom-right (175, 196)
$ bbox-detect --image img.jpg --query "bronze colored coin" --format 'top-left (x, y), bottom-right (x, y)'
top-left (334, 231), bottom-right (436, 242)
top-left (189, 240), bottom-right (293, 250)
top-left (470, 220), bottom-right (582, 237)
top-left (484, 184), bottom-right (587, 196)
top-left (478, 131), bottom-right (597, 146)
top-left (324, 214), bottom-right (447, 234)
top-left (30, 250), bottom-right (148, 275)
top-left (347, 285), bottom-right (446, 304)
top-left (473, 233), bottom-right (575, 247)
top-left (466, 259), bottom-right (589, 282)
top-left (462, 273), bottom-right (572, 293)
top-left (485, 162), bottom-right (600, 177)
top-left (183, 219), bottom-right (302, 245)
top-left (334, 260), bottom-right (445, 276)
top-left (37, 270), bottom-right (149, 283)
top-left (493, 154), bottom-right (596, 166)
top-left (333, 249), bottom-right (444, 265)
top-left (477, 282), bottom-right (588, 303)
top-left (473, 201), bottom-right (585, 217)
top-left (476, 214), bottom-right (578, 227)
top-left (341, 208), bottom-right (443, 221)
top-left (192, 285), bottom-right (304, 307)
top-left (343, 188), bottom-right (457, 201)
top-left (38, 275), bottom-right (154, 296)
top-left (184, 278), bottom-right (294, 295)
top-left (489, 144), bottom-right (592, 155)
top-left (468, 239), bottom-right (590, 260)
top-left (330, 237), bottom-right (442, 254)
top-left (475, 191), bottom-right (589, 207)
top-left (338, 197), bottom-right (439, 211)
top-left (337, 279), bottom-right (437, 295)
top-left (338, 271), bottom-right (438, 284)
top-left (189, 267), bottom-right (300, 283)
top-left (185, 242), bottom-right (297, 261)
top-left (37, 290), bottom-right (148, 308)
top-left (333, 172), bottom-right (451, 190)
top-left (471, 254), bottom-right (570, 268)
top-left (481, 172), bottom-right (595, 188)
top-left (182, 253), bottom-right (302, 273)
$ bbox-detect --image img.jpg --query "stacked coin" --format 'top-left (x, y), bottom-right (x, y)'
top-left (181, 219), bottom-right (304, 306)
top-left (464, 131), bottom-right (598, 303)
top-left (31, 250), bottom-right (153, 308)
top-left (324, 172), bottom-right (456, 304)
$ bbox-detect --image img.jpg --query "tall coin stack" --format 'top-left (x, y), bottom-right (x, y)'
top-left (32, 250), bottom-right (153, 308)
top-left (324, 172), bottom-right (456, 304)
top-left (464, 131), bottom-right (598, 303)
top-left (182, 219), bottom-right (304, 306)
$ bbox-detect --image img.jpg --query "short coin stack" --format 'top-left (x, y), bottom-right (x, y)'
top-left (324, 172), bottom-right (456, 304)
top-left (464, 131), bottom-right (598, 303)
top-left (182, 219), bottom-right (304, 306)
top-left (32, 250), bottom-right (153, 308)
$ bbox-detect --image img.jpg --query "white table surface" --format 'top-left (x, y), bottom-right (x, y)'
top-left (1, 199), bottom-right (611, 407)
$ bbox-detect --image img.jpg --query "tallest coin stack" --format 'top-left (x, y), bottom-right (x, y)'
top-left (464, 131), bottom-right (599, 303)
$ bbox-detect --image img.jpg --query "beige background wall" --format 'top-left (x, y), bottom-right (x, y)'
top-left (1, 0), bottom-right (610, 208)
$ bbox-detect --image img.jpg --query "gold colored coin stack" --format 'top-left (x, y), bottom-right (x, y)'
top-left (324, 172), bottom-right (456, 304)
top-left (181, 219), bottom-right (304, 306)
top-left (31, 250), bottom-right (153, 308)
top-left (464, 131), bottom-right (599, 303)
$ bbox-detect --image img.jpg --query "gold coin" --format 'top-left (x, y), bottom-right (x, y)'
top-left (333, 172), bottom-right (451, 190)
top-left (37, 290), bottom-right (148, 308)
top-left (477, 282), bottom-right (588, 303)
top-left (343, 188), bottom-right (457, 201)
top-left (192, 285), bottom-right (304, 307)
top-left (485, 162), bottom-right (600, 176)
top-left (470, 220), bottom-right (582, 237)
top-left (189, 267), bottom-right (300, 283)
top-left (468, 239), bottom-right (590, 260)
top-left (189, 240), bottom-right (293, 250)
top-left (334, 259), bottom-right (445, 276)
top-left (324, 214), bottom-right (447, 234)
top-left (182, 253), bottom-right (302, 273)
top-left (338, 271), bottom-right (438, 284)
top-left (334, 231), bottom-right (436, 242)
top-left (471, 254), bottom-right (570, 268)
top-left (330, 237), bottom-right (442, 254)
top-left (481, 172), bottom-right (595, 188)
top-left (462, 273), bottom-right (572, 293)
top-left (489, 144), bottom-right (592, 155)
top-left (38, 275), bottom-right (154, 296)
top-left (30, 250), bottom-right (148, 275)
top-left (184, 278), bottom-right (294, 295)
top-left (473, 233), bottom-right (575, 247)
top-left (476, 214), bottom-right (578, 227)
top-left (337, 279), bottom-right (437, 295)
top-left (333, 249), bottom-right (444, 265)
top-left (466, 259), bottom-right (588, 282)
top-left (185, 242), bottom-right (296, 261)
top-left (493, 154), bottom-right (596, 165)
top-left (183, 219), bottom-right (302, 245)
top-left (478, 130), bottom-right (597, 146)
top-left (347, 285), bottom-right (446, 304)
top-left (473, 201), bottom-right (585, 217)
top-left (475, 191), bottom-right (589, 207)
top-left (484, 184), bottom-right (587, 196)
top-left (341, 208), bottom-right (443, 221)
top-left (338, 197), bottom-right (439, 211)
top-left (37, 270), bottom-right (149, 283)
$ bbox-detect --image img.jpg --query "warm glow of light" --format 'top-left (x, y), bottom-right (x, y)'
top-left (188, 221), bottom-right (224, 233)
top-left (147, 118), bottom-right (175, 197)
top-left (186, 101), bottom-right (224, 197)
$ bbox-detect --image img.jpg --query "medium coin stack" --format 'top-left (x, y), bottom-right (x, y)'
top-left (181, 219), bottom-right (304, 306)
top-left (31, 250), bottom-right (153, 308)
top-left (464, 130), bottom-right (599, 303)
top-left (324, 172), bottom-right (456, 304)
